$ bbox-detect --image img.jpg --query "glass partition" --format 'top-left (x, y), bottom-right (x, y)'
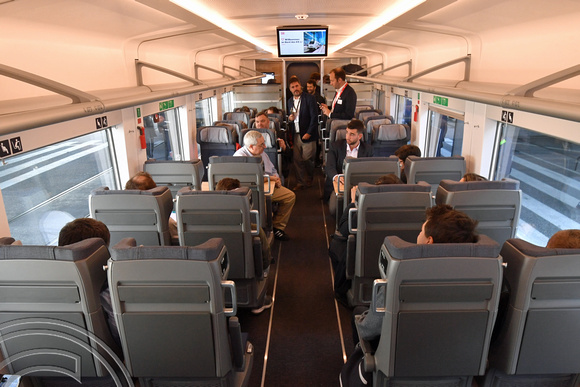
top-left (144, 107), bottom-right (183, 161)
top-left (425, 108), bottom-right (464, 157)
top-left (394, 94), bottom-right (412, 126)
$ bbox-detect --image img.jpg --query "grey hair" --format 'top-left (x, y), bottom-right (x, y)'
top-left (243, 130), bottom-right (264, 147)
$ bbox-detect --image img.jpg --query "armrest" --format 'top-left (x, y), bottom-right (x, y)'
top-left (334, 174), bottom-right (345, 193)
top-left (371, 279), bottom-right (387, 314)
top-left (250, 209), bottom-right (260, 235)
top-left (324, 137), bottom-right (330, 151)
top-left (264, 175), bottom-right (271, 194)
top-left (348, 207), bottom-right (358, 233)
top-left (222, 280), bottom-right (237, 316)
top-left (252, 235), bottom-right (264, 278)
top-left (346, 234), bottom-right (356, 280)
top-left (359, 338), bottom-right (376, 373)
top-left (228, 316), bottom-right (245, 369)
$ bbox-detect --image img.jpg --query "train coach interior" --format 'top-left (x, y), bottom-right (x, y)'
top-left (1, 0), bottom-right (580, 386)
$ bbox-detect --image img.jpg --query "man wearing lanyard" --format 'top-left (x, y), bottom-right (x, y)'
top-left (320, 67), bottom-right (357, 120)
top-left (287, 77), bottom-right (318, 191)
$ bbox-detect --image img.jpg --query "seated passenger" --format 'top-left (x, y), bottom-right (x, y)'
top-left (394, 144), bottom-right (421, 183)
top-left (330, 174), bottom-right (403, 304)
top-left (267, 106), bottom-right (280, 115)
top-left (323, 119), bottom-right (374, 205)
top-left (215, 177), bottom-right (272, 272)
top-left (125, 171), bottom-right (177, 240)
top-left (58, 218), bottom-right (120, 346)
top-left (460, 172), bottom-right (487, 182)
top-left (354, 204), bottom-right (478, 342)
top-left (234, 130), bottom-right (296, 241)
top-left (546, 229), bottom-right (580, 248)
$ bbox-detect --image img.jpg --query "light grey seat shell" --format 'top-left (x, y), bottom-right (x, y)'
top-left (0, 238), bottom-right (121, 379)
top-left (436, 178), bottom-right (522, 247)
top-left (482, 238), bottom-right (580, 387)
top-left (89, 185), bottom-right (173, 247)
top-left (109, 237), bottom-right (253, 386)
top-left (361, 234), bottom-right (502, 386)
top-left (345, 181), bottom-right (433, 306)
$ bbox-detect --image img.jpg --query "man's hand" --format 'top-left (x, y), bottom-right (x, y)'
top-left (302, 133), bottom-right (311, 141)
top-left (320, 103), bottom-right (330, 117)
top-left (350, 185), bottom-right (358, 203)
top-left (270, 175), bottom-right (282, 188)
top-left (288, 113), bottom-right (295, 122)
top-left (277, 138), bottom-right (286, 151)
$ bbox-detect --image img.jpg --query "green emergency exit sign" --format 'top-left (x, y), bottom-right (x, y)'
top-left (159, 100), bottom-right (175, 111)
top-left (433, 96), bottom-right (449, 106)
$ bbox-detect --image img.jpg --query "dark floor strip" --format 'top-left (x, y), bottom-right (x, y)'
top-left (239, 169), bottom-right (356, 386)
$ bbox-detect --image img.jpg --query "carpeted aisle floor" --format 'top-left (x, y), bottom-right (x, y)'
top-left (239, 168), bottom-right (356, 387)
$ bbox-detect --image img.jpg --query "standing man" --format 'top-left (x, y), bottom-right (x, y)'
top-left (307, 78), bottom-right (326, 168)
top-left (287, 77), bottom-right (318, 190)
top-left (234, 130), bottom-right (296, 241)
top-left (323, 119), bottom-right (373, 203)
top-left (320, 67), bottom-right (357, 120)
top-left (307, 79), bottom-right (326, 109)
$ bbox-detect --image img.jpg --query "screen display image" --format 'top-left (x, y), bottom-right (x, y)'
top-left (277, 27), bottom-right (328, 57)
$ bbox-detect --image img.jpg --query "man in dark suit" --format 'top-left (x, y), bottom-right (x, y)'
top-left (320, 67), bottom-right (357, 120)
top-left (287, 77), bottom-right (319, 190)
top-left (323, 119), bottom-right (373, 202)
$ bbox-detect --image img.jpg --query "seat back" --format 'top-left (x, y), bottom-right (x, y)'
top-left (342, 157), bottom-right (401, 210)
top-left (329, 121), bottom-right (369, 143)
top-left (358, 109), bottom-right (382, 122)
top-left (484, 239), bottom-right (580, 386)
top-left (143, 159), bottom-right (204, 197)
top-left (436, 179), bottom-right (522, 246)
top-left (196, 125), bottom-right (238, 180)
top-left (89, 186), bottom-right (173, 246)
top-left (214, 120), bottom-right (246, 141)
top-left (109, 238), bottom-right (252, 384)
top-left (371, 123), bottom-right (410, 157)
top-left (0, 238), bottom-right (120, 378)
top-left (370, 235), bottom-right (502, 385)
top-left (176, 188), bottom-right (256, 279)
top-left (405, 155), bottom-right (466, 193)
top-left (347, 182), bottom-right (432, 306)
top-left (365, 115), bottom-right (393, 136)
top-left (223, 111), bottom-right (250, 127)
top-left (354, 105), bottom-right (374, 118)
top-left (207, 156), bottom-right (270, 231)
top-left (326, 119), bottom-right (350, 141)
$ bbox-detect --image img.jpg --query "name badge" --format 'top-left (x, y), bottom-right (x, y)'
top-left (337, 99), bottom-right (343, 105)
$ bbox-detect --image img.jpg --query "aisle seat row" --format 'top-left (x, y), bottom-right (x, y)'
top-left (2, 234), bottom-right (579, 386)
top-left (0, 236), bottom-right (253, 387)
top-left (358, 234), bottom-right (580, 387)
top-left (335, 158), bottom-right (521, 307)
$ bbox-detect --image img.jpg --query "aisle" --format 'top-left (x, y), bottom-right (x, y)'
top-left (238, 169), bottom-right (356, 387)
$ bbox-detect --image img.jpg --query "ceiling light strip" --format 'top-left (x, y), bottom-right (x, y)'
top-left (170, 0), bottom-right (277, 55)
top-left (331, 0), bottom-right (426, 53)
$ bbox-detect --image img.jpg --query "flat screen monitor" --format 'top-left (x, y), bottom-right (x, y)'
top-left (277, 26), bottom-right (328, 58)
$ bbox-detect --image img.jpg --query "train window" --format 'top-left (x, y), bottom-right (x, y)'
top-left (394, 94), bottom-right (412, 126)
top-left (493, 124), bottom-right (580, 246)
top-left (196, 97), bottom-right (217, 128)
top-left (425, 107), bottom-right (465, 157)
top-left (0, 130), bottom-right (118, 245)
top-left (144, 108), bottom-right (183, 161)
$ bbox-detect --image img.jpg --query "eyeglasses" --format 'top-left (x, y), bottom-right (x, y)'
top-left (255, 142), bottom-right (266, 148)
